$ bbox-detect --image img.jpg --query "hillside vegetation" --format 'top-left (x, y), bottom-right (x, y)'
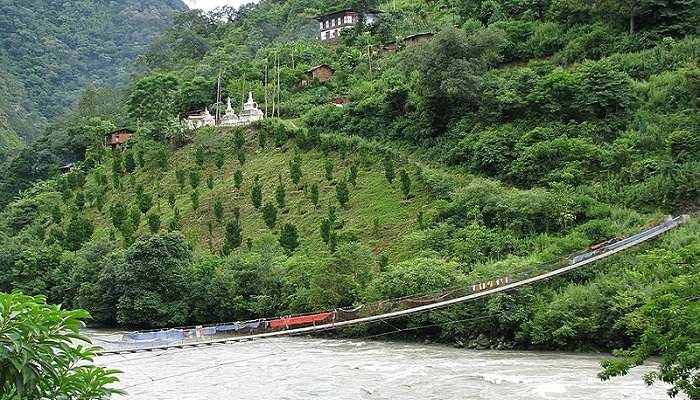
top-left (0, 0), bottom-right (699, 396)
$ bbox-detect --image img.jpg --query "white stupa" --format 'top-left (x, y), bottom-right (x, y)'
top-left (186, 107), bottom-right (216, 129)
top-left (238, 92), bottom-right (264, 124)
top-left (220, 97), bottom-right (240, 126)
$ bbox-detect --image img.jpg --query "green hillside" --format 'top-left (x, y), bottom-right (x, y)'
top-left (0, 0), bottom-right (699, 396)
top-left (0, 0), bottom-right (187, 127)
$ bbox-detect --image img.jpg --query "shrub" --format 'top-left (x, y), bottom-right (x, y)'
top-left (0, 292), bottom-right (123, 399)
top-left (279, 223), bottom-right (299, 254)
top-left (667, 129), bottom-right (700, 163)
top-left (336, 179), bottom-right (350, 208)
top-left (223, 219), bottom-right (242, 254)
top-left (365, 257), bottom-right (465, 300)
top-left (251, 176), bottom-right (262, 209)
top-left (262, 201), bottom-right (277, 229)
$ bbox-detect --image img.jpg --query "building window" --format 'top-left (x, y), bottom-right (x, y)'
top-left (325, 20), bottom-right (329, 28)
top-left (321, 31), bottom-right (327, 40)
top-left (331, 19), bottom-right (335, 26)
top-left (330, 30), bottom-right (335, 38)
top-left (319, 22), bottom-right (323, 29)
top-left (337, 17), bottom-right (341, 25)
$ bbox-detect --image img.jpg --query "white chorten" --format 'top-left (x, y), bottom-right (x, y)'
top-left (238, 92), bottom-right (264, 124)
top-left (186, 106), bottom-right (216, 129)
top-left (220, 97), bottom-right (240, 126)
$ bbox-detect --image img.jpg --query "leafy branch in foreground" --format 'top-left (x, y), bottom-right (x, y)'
top-left (599, 245), bottom-right (700, 400)
top-left (0, 291), bottom-right (124, 399)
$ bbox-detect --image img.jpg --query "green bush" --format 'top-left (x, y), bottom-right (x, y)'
top-left (0, 292), bottom-right (123, 399)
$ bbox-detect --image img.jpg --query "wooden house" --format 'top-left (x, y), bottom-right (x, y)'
top-left (106, 129), bottom-right (134, 150)
top-left (299, 64), bottom-right (335, 87)
top-left (403, 32), bottom-right (434, 46)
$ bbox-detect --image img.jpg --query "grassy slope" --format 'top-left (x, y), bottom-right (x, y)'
top-left (81, 126), bottom-right (433, 262)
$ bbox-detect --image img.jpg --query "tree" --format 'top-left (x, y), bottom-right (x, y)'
top-left (259, 129), bottom-right (267, 149)
top-left (310, 182), bottom-right (320, 208)
top-left (191, 190), bottom-right (199, 211)
top-left (325, 159), bottom-right (334, 182)
top-left (290, 152), bottom-right (302, 185)
top-left (320, 218), bottom-right (332, 244)
top-left (74, 190), bottom-right (86, 210)
top-left (112, 153), bottom-right (123, 175)
top-left (223, 219), bottom-right (243, 254)
top-left (129, 205), bottom-right (141, 228)
top-left (275, 176), bottom-right (286, 209)
top-left (138, 192), bottom-right (153, 214)
top-left (237, 149), bottom-right (246, 165)
top-left (167, 192), bottom-right (176, 208)
top-left (189, 170), bottom-right (201, 189)
top-left (116, 233), bottom-right (192, 326)
top-left (110, 203), bottom-right (128, 230)
top-left (234, 169), bottom-right (244, 190)
top-left (176, 168), bottom-right (186, 190)
top-left (64, 215), bottom-right (94, 251)
top-left (124, 152), bottom-right (136, 173)
top-left (383, 156), bottom-right (395, 183)
top-left (668, 129), bottom-right (700, 163)
top-left (349, 163), bottom-right (358, 187)
top-left (156, 148), bottom-right (169, 169)
top-left (279, 223), bottom-right (299, 254)
top-left (336, 179), bottom-right (350, 208)
top-left (400, 169), bottom-right (411, 199)
top-left (51, 203), bottom-right (63, 225)
top-left (169, 208), bottom-right (182, 231)
top-left (207, 174), bottom-right (214, 190)
top-left (0, 292), bottom-right (123, 399)
top-left (215, 151), bottom-right (225, 169)
top-left (147, 212), bottom-right (161, 233)
top-left (251, 176), bottom-right (263, 208)
top-left (214, 198), bottom-right (224, 223)
top-left (195, 146), bottom-right (205, 167)
top-left (234, 128), bottom-right (246, 150)
top-left (599, 248), bottom-right (700, 399)
top-left (262, 201), bottom-right (277, 229)
top-left (128, 73), bottom-right (180, 139)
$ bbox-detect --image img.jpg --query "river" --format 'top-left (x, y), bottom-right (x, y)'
top-left (89, 331), bottom-right (675, 400)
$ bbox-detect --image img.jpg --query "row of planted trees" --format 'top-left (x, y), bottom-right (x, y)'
top-left (43, 120), bottom-right (418, 258)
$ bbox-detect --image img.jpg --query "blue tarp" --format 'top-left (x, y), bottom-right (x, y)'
top-left (214, 321), bottom-right (261, 333)
top-left (127, 329), bottom-right (185, 341)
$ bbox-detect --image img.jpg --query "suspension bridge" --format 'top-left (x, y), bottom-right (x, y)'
top-left (95, 214), bottom-right (690, 356)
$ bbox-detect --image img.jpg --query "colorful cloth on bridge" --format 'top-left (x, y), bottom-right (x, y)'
top-left (269, 312), bottom-right (333, 328)
top-left (215, 321), bottom-right (261, 332)
top-left (126, 329), bottom-right (185, 341)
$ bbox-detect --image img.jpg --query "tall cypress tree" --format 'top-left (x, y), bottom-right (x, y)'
top-left (279, 223), bottom-right (299, 254)
top-left (290, 152), bottom-right (302, 186)
top-left (400, 169), bottom-right (411, 199)
top-left (224, 219), bottom-right (243, 254)
top-left (336, 179), bottom-right (350, 208)
top-left (275, 175), bottom-right (286, 209)
top-left (262, 201), bottom-right (277, 229)
top-left (251, 176), bottom-right (262, 209)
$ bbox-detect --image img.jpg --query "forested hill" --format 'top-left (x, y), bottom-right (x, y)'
top-left (0, 0), bottom-right (187, 143)
top-left (1, 0), bottom-right (699, 397)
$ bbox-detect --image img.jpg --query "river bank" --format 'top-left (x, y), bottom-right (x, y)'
top-left (88, 331), bottom-right (676, 400)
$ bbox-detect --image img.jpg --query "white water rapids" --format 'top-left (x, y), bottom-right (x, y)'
top-left (88, 330), bottom-right (679, 400)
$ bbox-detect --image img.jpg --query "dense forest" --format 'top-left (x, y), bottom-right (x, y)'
top-left (0, 0), bottom-right (699, 398)
top-left (0, 0), bottom-right (187, 203)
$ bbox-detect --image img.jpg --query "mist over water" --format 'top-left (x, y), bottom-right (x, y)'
top-left (89, 330), bottom-right (676, 400)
